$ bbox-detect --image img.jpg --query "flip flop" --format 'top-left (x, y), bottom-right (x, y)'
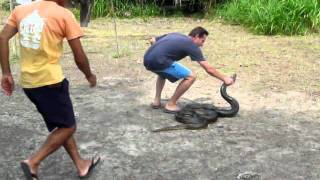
top-left (79, 156), bottom-right (101, 179)
top-left (163, 108), bottom-right (180, 114)
top-left (150, 103), bottom-right (161, 109)
top-left (20, 162), bottom-right (39, 180)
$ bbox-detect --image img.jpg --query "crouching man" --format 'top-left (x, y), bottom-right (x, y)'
top-left (144, 26), bottom-right (234, 113)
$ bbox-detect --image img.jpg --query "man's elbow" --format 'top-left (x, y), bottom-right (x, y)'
top-left (74, 55), bottom-right (88, 65)
top-left (205, 67), bottom-right (213, 74)
top-left (0, 34), bottom-right (10, 45)
top-left (0, 34), bottom-right (6, 43)
top-left (74, 57), bottom-right (84, 65)
top-left (149, 37), bottom-right (156, 45)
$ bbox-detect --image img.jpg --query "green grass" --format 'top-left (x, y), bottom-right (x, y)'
top-left (92, 0), bottom-right (161, 18)
top-left (3, 0), bottom-right (320, 36)
top-left (216, 0), bottom-right (320, 35)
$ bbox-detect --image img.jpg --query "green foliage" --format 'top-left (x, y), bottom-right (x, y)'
top-left (92, 0), bottom-right (161, 18)
top-left (1, 1), bottom-right (10, 11)
top-left (1, 0), bottom-right (19, 11)
top-left (70, 8), bottom-right (80, 21)
top-left (216, 0), bottom-right (320, 35)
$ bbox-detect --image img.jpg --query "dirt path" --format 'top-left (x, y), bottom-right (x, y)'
top-left (0, 17), bottom-right (319, 179)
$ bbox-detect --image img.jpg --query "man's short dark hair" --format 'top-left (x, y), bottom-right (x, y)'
top-left (188, 26), bottom-right (209, 38)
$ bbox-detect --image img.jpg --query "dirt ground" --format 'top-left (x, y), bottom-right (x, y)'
top-left (0, 13), bottom-right (320, 180)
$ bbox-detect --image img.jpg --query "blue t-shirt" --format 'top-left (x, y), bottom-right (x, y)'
top-left (144, 33), bottom-right (205, 71)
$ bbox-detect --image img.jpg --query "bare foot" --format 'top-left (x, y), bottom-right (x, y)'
top-left (151, 99), bottom-right (161, 109)
top-left (78, 159), bottom-right (92, 177)
top-left (78, 156), bottom-right (101, 177)
top-left (21, 160), bottom-right (38, 175)
top-left (164, 102), bottom-right (180, 112)
top-left (20, 160), bottom-right (39, 180)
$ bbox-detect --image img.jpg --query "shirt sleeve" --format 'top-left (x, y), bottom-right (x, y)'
top-left (6, 8), bottom-right (18, 28)
top-left (188, 44), bottom-right (205, 61)
top-left (64, 10), bottom-right (84, 40)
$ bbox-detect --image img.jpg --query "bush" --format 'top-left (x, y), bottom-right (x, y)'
top-left (216, 0), bottom-right (320, 35)
top-left (1, 0), bottom-right (19, 11)
top-left (70, 8), bottom-right (80, 20)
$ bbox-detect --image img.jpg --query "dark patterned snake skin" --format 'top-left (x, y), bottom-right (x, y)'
top-left (152, 74), bottom-right (239, 132)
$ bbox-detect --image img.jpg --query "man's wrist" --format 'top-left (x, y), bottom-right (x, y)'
top-left (221, 75), bottom-right (228, 83)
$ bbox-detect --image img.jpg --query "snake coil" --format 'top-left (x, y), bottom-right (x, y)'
top-left (152, 74), bottom-right (239, 132)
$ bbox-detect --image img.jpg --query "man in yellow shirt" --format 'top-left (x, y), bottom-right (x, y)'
top-left (0, 0), bottom-right (100, 179)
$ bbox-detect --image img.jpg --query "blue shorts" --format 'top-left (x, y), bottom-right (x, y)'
top-left (23, 79), bottom-right (76, 132)
top-left (153, 62), bottom-right (191, 82)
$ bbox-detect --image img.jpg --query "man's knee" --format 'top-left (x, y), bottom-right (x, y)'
top-left (63, 125), bottom-right (77, 135)
top-left (69, 125), bottom-right (77, 132)
top-left (186, 73), bottom-right (196, 82)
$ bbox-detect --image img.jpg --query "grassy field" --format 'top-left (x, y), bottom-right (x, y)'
top-left (1, 8), bottom-right (319, 98)
top-left (216, 0), bottom-right (320, 35)
top-left (79, 17), bottom-right (320, 98)
top-left (1, 3), bottom-right (320, 97)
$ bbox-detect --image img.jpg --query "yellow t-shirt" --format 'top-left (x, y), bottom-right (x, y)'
top-left (6, 0), bottom-right (83, 88)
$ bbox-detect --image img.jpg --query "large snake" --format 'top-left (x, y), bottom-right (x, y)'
top-left (152, 74), bottom-right (239, 132)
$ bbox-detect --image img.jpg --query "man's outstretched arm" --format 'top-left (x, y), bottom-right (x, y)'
top-left (0, 24), bottom-right (18, 96)
top-left (68, 38), bottom-right (96, 87)
top-left (197, 60), bottom-right (234, 85)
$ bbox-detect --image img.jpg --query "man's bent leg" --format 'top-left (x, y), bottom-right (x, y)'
top-left (23, 126), bottom-right (76, 175)
top-left (166, 74), bottom-right (196, 111)
top-left (153, 76), bottom-right (166, 107)
top-left (63, 136), bottom-right (95, 176)
top-left (154, 62), bottom-right (194, 111)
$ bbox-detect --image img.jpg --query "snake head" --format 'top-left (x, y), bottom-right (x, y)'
top-left (231, 73), bottom-right (237, 82)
